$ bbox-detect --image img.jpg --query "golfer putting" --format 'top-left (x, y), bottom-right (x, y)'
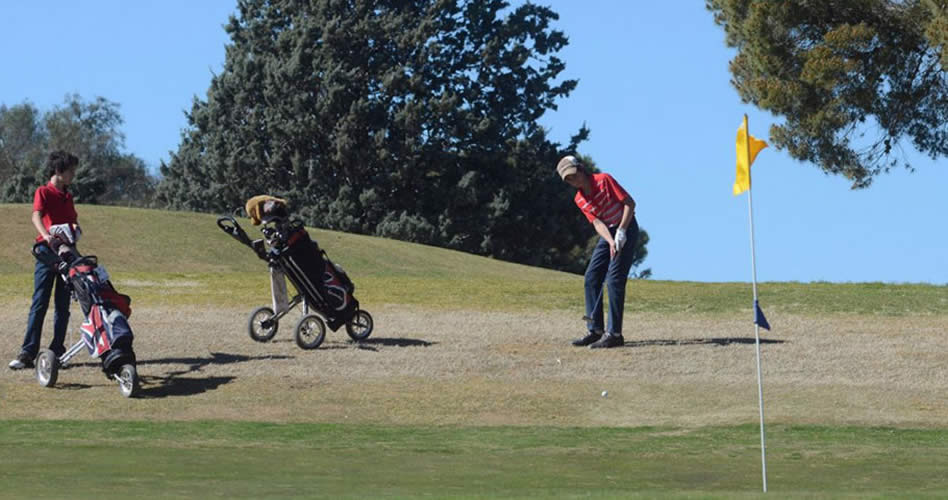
top-left (557, 155), bottom-right (638, 349)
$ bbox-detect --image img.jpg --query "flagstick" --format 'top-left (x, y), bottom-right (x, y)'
top-left (745, 114), bottom-right (768, 493)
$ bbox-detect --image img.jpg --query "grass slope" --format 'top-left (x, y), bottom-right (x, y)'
top-left (0, 204), bottom-right (945, 314)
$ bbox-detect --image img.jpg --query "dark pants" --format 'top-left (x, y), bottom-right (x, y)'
top-left (585, 219), bottom-right (638, 336)
top-left (19, 245), bottom-right (70, 358)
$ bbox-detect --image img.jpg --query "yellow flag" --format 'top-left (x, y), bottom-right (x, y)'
top-left (733, 115), bottom-right (768, 195)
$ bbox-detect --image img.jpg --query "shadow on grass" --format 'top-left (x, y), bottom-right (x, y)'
top-left (624, 337), bottom-right (785, 348)
top-left (357, 337), bottom-right (435, 347)
top-left (277, 336), bottom-right (436, 349)
top-left (51, 382), bottom-right (94, 391)
top-left (134, 352), bottom-right (293, 399)
top-left (319, 337), bottom-right (436, 352)
top-left (138, 375), bottom-right (236, 398)
top-left (138, 352), bottom-right (293, 371)
top-left (53, 352), bottom-right (289, 396)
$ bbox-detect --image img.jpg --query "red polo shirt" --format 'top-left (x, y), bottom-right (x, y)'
top-left (574, 173), bottom-right (630, 227)
top-left (33, 182), bottom-right (77, 242)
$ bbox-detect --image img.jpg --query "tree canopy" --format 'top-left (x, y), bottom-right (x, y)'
top-left (0, 95), bottom-right (156, 205)
top-left (707, 0), bottom-right (948, 188)
top-left (158, 0), bottom-right (649, 274)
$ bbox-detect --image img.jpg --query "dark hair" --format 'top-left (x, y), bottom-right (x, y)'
top-left (46, 151), bottom-right (79, 178)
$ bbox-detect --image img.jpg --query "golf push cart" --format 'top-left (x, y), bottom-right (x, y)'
top-left (216, 196), bottom-right (373, 349)
top-left (32, 224), bottom-right (140, 398)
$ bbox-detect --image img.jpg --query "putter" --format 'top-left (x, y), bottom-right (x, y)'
top-left (581, 286), bottom-right (605, 322)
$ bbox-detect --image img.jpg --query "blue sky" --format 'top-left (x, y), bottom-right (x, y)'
top-left (2, 2), bottom-right (945, 284)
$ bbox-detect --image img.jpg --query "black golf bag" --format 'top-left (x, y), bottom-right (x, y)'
top-left (262, 218), bottom-right (359, 331)
top-left (218, 198), bottom-right (374, 349)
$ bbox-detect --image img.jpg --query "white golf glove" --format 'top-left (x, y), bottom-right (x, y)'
top-left (614, 228), bottom-right (627, 252)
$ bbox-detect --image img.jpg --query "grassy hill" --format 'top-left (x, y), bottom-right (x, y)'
top-left (0, 203), bottom-right (563, 278)
top-left (0, 203), bottom-right (945, 315)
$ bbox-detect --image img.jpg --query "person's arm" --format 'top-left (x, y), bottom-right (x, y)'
top-left (612, 197), bottom-right (636, 253)
top-left (32, 210), bottom-right (52, 243)
top-left (598, 173), bottom-right (635, 250)
top-left (618, 197), bottom-right (635, 229)
top-left (591, 218), bottom-right (618, 258)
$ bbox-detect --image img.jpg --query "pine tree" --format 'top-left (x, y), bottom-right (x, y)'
top-left (159, 0), bottom-right (649, 273)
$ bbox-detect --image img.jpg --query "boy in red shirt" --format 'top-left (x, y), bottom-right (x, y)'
top-left (8, 151), bottom-right (79, 369)
top-left (557, 155), bottom-right (638, 348)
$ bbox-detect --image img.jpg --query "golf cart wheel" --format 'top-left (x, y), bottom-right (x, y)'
top-left (36, 349), bottom-right (59, 388)
top-left (345, 310), bottom-right (374, 341)
top-left (117, 364), bottom-right (139, 398)
top-left (248, 306), bottom-right (278, 342)
top-left (294, 314), bottom-right (326, 350)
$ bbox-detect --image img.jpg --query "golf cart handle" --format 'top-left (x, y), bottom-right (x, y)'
top-left (32, 241), bottom-right (69, 270)
top-left (218, 216), bottom-right (270, 261)
top-left (217, 216), bottom-right (253, 244)
top-left (32, 241), bottom-right (48, 259)
top-left (217, 215), bottom-right (239, 233)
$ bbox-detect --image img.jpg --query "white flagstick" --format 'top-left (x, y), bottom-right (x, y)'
top-left (744, 114), bottom-right (768, 492)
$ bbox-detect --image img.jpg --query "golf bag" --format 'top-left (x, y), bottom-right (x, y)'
top-left (262, 218), bottom-right (358, 331)
top-left (36, 225), bottom-right (136, 374)
top-left (66, 256), bottom-right (136, 372)
top-left (218, 207), bottom-right (374, 350)
top-left (218, 193), bottom-right (374, 349)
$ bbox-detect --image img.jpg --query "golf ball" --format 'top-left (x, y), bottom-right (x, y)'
top-left (601, 390), bottom-right (608, 397)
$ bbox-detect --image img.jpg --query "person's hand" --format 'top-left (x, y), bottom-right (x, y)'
top-left (609, 240), bottom-right (617, 259)
top-left (614, 228), bottom-right (627, 253)
top-left (42, 233), bottom-right (53, 244)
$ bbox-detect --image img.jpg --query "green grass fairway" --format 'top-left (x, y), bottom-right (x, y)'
top-left (0, 421), bottom-right (946, 499)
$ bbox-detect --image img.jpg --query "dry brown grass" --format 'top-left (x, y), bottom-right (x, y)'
top-left (2, 301), bottom-right (945, 428)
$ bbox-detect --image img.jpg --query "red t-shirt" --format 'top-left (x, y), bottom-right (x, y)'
top-left (33, 182), bottom-right (77, 242)
top-left (574, 173), bottom-right (630, 227)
